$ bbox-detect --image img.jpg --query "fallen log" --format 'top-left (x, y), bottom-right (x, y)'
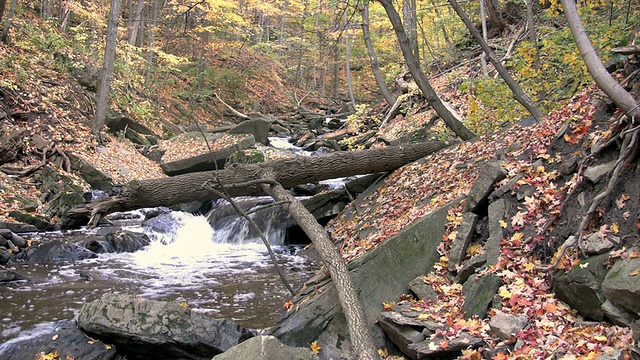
top-left (68, 141), bottom-right (452, 225)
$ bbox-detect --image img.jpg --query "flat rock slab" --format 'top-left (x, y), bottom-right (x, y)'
top-left (77, 294), bottom-right (251, 360)
top-left (160, 133), bottom-right (255, 175)
top-left (462, 273), bottom-right (501, 319)
top-left (213, 336), bottom-right (318, 360)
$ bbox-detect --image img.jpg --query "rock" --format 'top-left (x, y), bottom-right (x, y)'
top-left (377, 313), bottom-right (425, 359)
top-left (408, 332), bottom-right (483, 358)
top-left (462, 273), bottom-right (501, 319)
top-left (38, 166), bottom-right (87, 222)
top-left (409, 277), bottom-right (438, 302)
top-left (584, 160), bottom-right (616, 183)
top-left (552, 252), bottom-right (610, 321)
top-left (300, 190), bottom-right (349, 220)
top-left (105, 114), bottom-right (156, 136)
top-left (78, 294), bottom-right (252, 360)
top-left (227, 149), bottom-right (265, 164)
top-left (0, 320), bottom-right (122, 360)
top-left (0, 221), bottom-right (38, 233)
top-left (160, 133), bottom-right (256, 175)
top-left (454, 253), bottom-right (487, 284)
top-left (67, 152), bottom-right (113, 192)
top-left (448, 212), bottom-right (478, 273)
top-left (464, 162), bottom-right (507, 213)
top-left (560, 155), bottom-right (579, 176)
top-left (272, 202), bottom-right (457, 357)
top-left (84, 231), bottom-right (150, 253)
top-left (0, 269), bottom-right (29, 282)
top-left (486, 199), bottom-right (505, 266)
top-left (26, 240), bottom-right (97, 263)
top-left (124, 128), bottom-right (151, 146)
top-left (229, 118), bottom-right (272, 145)
top-left (601, 299), bottom-right (639, 327)
top-left (271, 123), bottom-right (291, 135)
top-left (0, 248), bottom-right (11, 264)
top-left (8, 211), bottom-right (57, 231)
top-left (602, 256), bottom-right (640, 315)
top-left (212, 336), bottom-right (318, 360)
top-left (583, 232), bottom-right (616, 255)
top-left (138, 146), bottom-right (165, 163)
top-left (595, 349), bottom-right (625, 360)
top-left (345, 173), bottom-right (385, 194)
top-left (489, 174), bottom-right (523, 202)
top-left (489, 313), bottom-right (528, 340)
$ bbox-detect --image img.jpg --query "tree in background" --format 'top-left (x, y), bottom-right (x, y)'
top-left (93, 0), bottom-right (122, 142)
top-left (379, 0), bottom-right (476, 140)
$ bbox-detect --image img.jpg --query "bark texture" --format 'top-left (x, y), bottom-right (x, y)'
top-left (447, 0), bottom-right (545, 122)
top-left (561, 0), bottom-right (639, 120)
top-left (261, 173), bottom-right (379, 360)
top-left (361, 1), bottom-right (396, 106)
top-left (69, 141), bottom-right (451, 220)
top-left (378, 0), bottom-right (476, 140)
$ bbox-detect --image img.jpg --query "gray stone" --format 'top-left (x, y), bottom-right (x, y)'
top-left (584, 160), bottom-right (616, 183)
top-left (0, 269), bottom-right (29, 282)
top-left (601, 299), bottom-right (639, 327)
top-left (0, 320), bottom-right (122, 360)
top-left (602, 256), bottom-right (640, 315)
top-left (301, 190), bottom-right (349, 220)
top-left (0, 221), bottom-right (38, 233)
top-left (213, 336), bottom-right (317, 360)
top-left (489, 313), bottom-right (528, 340)
top-left (560, 155), bottom-right (579, 176)
top-left (67, 153), bottom-right (113, 192)
top-left (345, 173), bottom-right (385, 194)
top-left (462, 273), bottom-right (501, 319)
top-left (408, 332), bottom-right (483, 358)
top-left (454, 253), bottom-right (487, 284)
top-left (229, 118), bottom-right (272, 145)
top-left (271, 124), bottom-right (291, 135)
top-left (552, 252), bottom-right (610, 320)
top-left (272, 201), bottom-right (458, 356)
top-left (583, 232), bottom-right (616, 255)
top-left (465, 162), bottom-right (507, 213)
top-left (27, 240), bottom-right (97, 263)
top-left (106, 114), bottom-right (156, 136)
top-left (378, 313), bottom-right (425, 359)
top-left (78, 294), bottom-right (251, 360)
top-left (486, 199), bottom-right (506, 266)
top-left (489, 174), bottom-right (523, 201)
top-left (409, 277), bottom-right (438, 302)
top-left (448, 212), bottom-right (478, 272)
top-left (160, 133), bottom-right (256, 175)
top-left (595, 350), bottom-right (625, 360)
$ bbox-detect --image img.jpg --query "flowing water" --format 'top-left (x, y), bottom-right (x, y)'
top-left (0, 207), bottom-right (320, 346)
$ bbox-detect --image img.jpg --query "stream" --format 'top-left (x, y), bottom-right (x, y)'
top-left (0, 137), bottom-right (328, 349)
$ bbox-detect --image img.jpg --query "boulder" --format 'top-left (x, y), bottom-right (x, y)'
top-left (300, 190), bottom-right (350, 220)
top-left (345, 173), bottom-right (385, 194)
top-left (229, 117), bottom-right (271, 145)
top-left (602, 256), bottom-right (640, 315)
top-left (0, 221), bottom-right (38, 233)
top-left (212, 336), bottom-right (318, 360)
top-left (105, 114), bottom-right (156, 136)
top-left (84, 231), bottom-right (150, 253)
top-left (0, 321), bottom-right (122, 360)
top-left (464, 162), bottom-right (507, 213)
top-left (26, 240), bottom-right (97, 263)
top-left (8, 211), bottom-right (57, 231)
top-left (408, 332), bottom-right (483, 358)
top-left (448, 212), bottom-right (478, 273)
top-left (77, 294), bottom-right (252, 360)
top-left (489, 313), bottom-right (528, 340)
top-left (552, 252), bottom-right (610, 321)
top-left (272, 202), bottom-right (456, 357)
top-left (160, 133), bottom-right (256, 175)
top-left (0, 269), bottom-right (29, 282)
top-left (462, 273), bottom-right (501, 319)
top-left (486, 199), bottom-right (506, 266)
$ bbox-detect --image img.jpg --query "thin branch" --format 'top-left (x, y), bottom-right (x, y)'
top-left (214, 92), bottom-right (249, 119)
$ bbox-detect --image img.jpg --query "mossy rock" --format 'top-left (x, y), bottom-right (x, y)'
top-left (228, 149), bottom-right (265, 164)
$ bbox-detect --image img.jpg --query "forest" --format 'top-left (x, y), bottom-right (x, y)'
top-left (0, 0), bottom-right (639, 359)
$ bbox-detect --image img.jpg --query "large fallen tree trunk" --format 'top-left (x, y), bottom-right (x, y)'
top-left (69, 141), bottom-right (451, 224)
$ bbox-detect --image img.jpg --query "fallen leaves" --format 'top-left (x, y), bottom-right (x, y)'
top-left (309, 340), bottom-right (321, 354)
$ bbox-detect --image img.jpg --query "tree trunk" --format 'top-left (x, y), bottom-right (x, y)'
top-left (93, 0), bottom-right (122, 142)
top-left (560, 0), bottom-right (639, 120)
top-left (361, 1), bottom-right (397, 106)
top-left (479, 0), bottom-right (489, 76)
top-left (261, 173), bottom-right (379, 360)
top-left (68, 141), bottom-right (451, 220)
top-left (0, 0), bottom-right (17, 43)
top-left (344, 16), bottom-right (357, 108)
top-left (403, 0), bottom-right (419, 59)
top-left (447, 0), bottom-right (545, 122)
top-left (378, 0), bottom-right (476, 140)
top-left (0, 0), bottom-right (6, 23)
top-left (525, 0), bottom-right (546, 102)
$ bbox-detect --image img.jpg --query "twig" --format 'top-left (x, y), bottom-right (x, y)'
top-left (193, 120), bottom-right (295, 296)
top-left (246, 200), bottom-right (290, 215)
